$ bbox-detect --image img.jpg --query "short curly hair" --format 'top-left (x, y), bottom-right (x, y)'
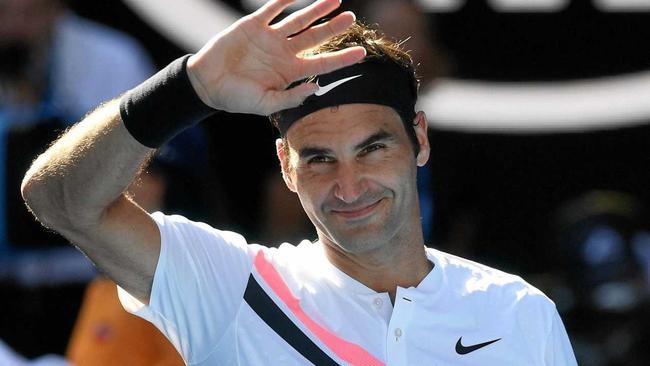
top-left (270, 21), bottom-right (419, 127)
top-left (307, 21), bottom-right (416, 70)
top-left (272, 21), bottom-right (422, 164)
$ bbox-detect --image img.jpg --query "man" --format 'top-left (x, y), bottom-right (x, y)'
top-left (21, 0), bottom-right (577, 364)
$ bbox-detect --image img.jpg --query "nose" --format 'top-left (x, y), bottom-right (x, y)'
top-left (333, 162), bottom-right (365, 204)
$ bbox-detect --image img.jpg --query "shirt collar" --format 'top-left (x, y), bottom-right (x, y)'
top-left (307, 241), bottom-right (443, 299)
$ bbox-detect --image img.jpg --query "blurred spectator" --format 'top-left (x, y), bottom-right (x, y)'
top-left (0, 0), bottom-right (154, 255)
top-left (0, 0), bottom-right (153, 252)
top-left (552, 190), bottom-right (650, 366)
top-left (0, 0), bottom-right (153, 126)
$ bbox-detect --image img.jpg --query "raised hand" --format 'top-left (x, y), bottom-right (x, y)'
top-left (186, 0), bottom-right (366, 115)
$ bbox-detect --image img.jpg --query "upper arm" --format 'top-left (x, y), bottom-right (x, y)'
top-left (66, 194), bottom-right (160, 304)
top-left (544, 309), bottom-right (578, 366)
top-left (18, 99), bottom-right (161, 304)
top-left (117, 211), bottom-right (255, 363)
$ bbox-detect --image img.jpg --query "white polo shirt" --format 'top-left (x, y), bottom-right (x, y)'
top-left (119, 213), bottom-right (577, 365)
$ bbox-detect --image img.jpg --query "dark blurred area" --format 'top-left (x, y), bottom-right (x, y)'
top-left (1, 0), bottom-right (649, 364)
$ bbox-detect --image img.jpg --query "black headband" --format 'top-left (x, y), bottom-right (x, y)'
top-left (274, 57), bottom-right (418, 135)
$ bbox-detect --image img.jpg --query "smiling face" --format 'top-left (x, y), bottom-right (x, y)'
top-left (277, 103), bottom-right (430, 257)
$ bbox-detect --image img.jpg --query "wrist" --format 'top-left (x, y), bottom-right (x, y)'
top-left (186, 54), bottom-right (215, 109)
top-left (120, 54), bottom-right (218, 148)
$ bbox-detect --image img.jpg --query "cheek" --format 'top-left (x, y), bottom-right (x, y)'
top-left (366, 150), bottom-right (415, 181)
top-left (294, 170), bottom-right (331, 206)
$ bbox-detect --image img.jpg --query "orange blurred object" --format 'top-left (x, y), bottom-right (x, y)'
top-left (67, 278), bottom-right (184, 366)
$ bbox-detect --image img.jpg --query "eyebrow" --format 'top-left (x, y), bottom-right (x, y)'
top-left (297, 130), bottom-right (395, 160)
top-left (298, 146), bottom-right (333, 160)
top-left (353, 130), bottom-right (394, 151)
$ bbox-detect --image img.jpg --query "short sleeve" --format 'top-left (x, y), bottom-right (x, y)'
top-left (118, 212), bottom-right (255, 364)
top-left (544, 310), bottom-right (578, 366)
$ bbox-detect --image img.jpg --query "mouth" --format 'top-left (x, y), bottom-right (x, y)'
top-left (330, 198), bottom-right (384, 220)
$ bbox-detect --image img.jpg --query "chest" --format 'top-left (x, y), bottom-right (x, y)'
top-left (208, 277), bottom-right (542, 366)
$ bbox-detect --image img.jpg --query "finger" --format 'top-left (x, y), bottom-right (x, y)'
top-left (297, 46), bottom-right (366, 79)
top-left (265, 82), bottom-right (319, 114)
top-left (288, 11), bottom-right (355, 53)
top-left (252, 0), bottom-right (295, 25)
top-left (272, 0), bottom-right (342, 36)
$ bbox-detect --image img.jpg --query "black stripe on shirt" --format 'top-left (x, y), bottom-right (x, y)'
top-left (243, 275), bottom-right (340, 366)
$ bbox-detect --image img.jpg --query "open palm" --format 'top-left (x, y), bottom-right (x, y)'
top-left (187, 0), bottom-right (366, 115)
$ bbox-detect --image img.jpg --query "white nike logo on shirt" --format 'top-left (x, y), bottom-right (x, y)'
top-left (314, 74), bottom-right (363, 96)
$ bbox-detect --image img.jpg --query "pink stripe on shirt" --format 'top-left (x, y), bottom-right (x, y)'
top-left (254, 251), bottom-right (384, 366)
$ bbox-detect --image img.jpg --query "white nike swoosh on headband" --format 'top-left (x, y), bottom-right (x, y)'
top-left (314, 74), bottom-right (363, 96)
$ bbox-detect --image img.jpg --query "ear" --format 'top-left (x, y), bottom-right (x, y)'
top-left (276, 138), bottom-right (297, 192)
top-left (413, 111), bottom-right (430, 167)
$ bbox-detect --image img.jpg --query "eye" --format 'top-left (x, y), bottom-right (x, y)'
top-left (308, 155), bottom-right (334, 164)
top-left (360, 143), bottom-right (385, 156)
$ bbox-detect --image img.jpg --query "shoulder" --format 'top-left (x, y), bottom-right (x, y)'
top-left (427, 247), bottom-right (554, 310)
top-left (151, 212), bottom-right (257, 257)
top-left (427, 248), bottom-right (560, 344)
top-left (252, 239), bottom-right (318, 268)
top-left (250, 240), bottom-right (327, 286)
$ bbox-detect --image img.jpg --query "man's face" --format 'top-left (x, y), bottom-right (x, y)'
top-left (278, 103), bottom-right (429, 255)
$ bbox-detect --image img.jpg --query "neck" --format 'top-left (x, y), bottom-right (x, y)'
top-left (320, 229), bottom-right (433, 304)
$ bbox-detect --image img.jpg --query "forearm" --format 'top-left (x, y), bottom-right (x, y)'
top-left (21, 99), bottom-right (153, 232)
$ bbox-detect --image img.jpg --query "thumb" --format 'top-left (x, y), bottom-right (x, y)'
top-left (266, 82), bottom-right (318, 114)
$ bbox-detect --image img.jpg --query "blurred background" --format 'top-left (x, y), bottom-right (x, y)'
top-left (1, 0), bottom-right (649, 365)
